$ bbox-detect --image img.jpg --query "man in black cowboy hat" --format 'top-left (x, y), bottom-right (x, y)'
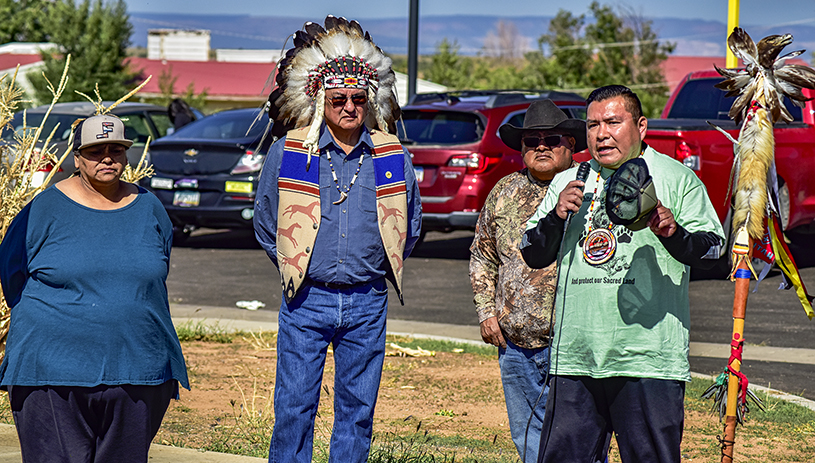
top-left (469, 99), bottom-right (585, 463)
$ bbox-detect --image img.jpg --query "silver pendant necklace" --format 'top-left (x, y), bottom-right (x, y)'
top-left (326, 149), bottom-right (365, 205)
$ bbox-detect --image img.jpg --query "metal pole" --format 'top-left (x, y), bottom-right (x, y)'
top-left (408, 0), bottom-right (419, 103)
top-left (726, 0), bottom-right (740, 68)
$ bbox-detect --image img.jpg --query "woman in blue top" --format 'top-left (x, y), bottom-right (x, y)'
top-left (0, 114), bottom-right (189, 463)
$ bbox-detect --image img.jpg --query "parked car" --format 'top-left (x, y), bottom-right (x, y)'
top-left (398, 90), bottom-right (587, 235)
top-left (1, 101), bottom-right (186, 187)
top-left (644, 70), bottom-right (815, 240)
top-left (140, 108), bottom-right (274, 242)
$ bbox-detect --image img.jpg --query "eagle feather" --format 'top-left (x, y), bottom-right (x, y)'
top-left (716, 28), bottom-right (815, 242)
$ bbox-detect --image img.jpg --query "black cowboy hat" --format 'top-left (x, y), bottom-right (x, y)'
top-left (498, 99), bottom-right (587, 152)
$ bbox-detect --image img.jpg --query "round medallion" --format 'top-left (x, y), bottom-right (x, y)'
top-left (385, 171), bottom-right (393, 179)
top-left (583, 228), bottom-right (616, 265)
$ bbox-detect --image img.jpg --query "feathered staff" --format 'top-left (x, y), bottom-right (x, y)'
top-left (706, 28), bottom-right (815, 462)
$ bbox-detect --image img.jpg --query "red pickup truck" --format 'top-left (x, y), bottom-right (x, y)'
top-left (644, 69), bottom-right (815, 239)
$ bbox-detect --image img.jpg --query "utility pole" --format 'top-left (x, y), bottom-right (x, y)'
top-left (407, 0), bottom-right (419, 103)
top-left (726, 0), bottom-right (740, 68)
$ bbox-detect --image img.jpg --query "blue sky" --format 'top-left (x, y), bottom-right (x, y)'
top-left (125, 0), bottom-right (815, 27)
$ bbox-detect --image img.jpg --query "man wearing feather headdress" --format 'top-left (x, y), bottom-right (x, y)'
top-left (521, 85), bottom-right (724, 462)
top-left (253, 16), bottom-right (422, 463)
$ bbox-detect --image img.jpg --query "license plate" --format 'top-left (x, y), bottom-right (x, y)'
top-left (173, 190), bottom-right (200, 207)
top-left (175, 178), bottom-right (198, 189)
top-left (225, 181), bottom-right (253, 194)
top-left (150, 177), bottom-right (173, 190)
top-left (414, 166), bottom-right (424, 183)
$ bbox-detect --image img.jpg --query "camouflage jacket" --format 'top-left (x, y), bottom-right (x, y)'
top-left (469, 169), bottom-right (558, 349)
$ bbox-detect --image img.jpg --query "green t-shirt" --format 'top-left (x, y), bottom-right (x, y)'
top-left (526, 147), bottom-right (724, 381)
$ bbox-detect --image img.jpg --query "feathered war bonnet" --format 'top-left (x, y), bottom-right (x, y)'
top-left (267, 15), bottom-right (401, 168)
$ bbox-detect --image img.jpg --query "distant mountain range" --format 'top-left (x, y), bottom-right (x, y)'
top-left (129, 13), bottom-right (815, 63)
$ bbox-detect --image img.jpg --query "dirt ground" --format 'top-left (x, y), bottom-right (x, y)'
top-left (154, 335), bottom-right (815, 462)
top-left (156, 334), bottom-right (517, 458)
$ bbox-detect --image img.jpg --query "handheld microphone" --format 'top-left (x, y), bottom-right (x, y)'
top-left (566, 161), bottom-right (591, 223)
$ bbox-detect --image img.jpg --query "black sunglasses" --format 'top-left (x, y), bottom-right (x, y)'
top-left (329, 93), bottom-right (368, 108)
top-left (523, 134), bottom-right (569, 148)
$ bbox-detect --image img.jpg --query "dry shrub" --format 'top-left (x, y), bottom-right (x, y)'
top-left (0, 61), bottom-right (72, 360)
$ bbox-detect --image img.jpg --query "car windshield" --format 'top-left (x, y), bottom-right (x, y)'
top-left (1, 113), bottom-right (77, 142)
top-left (398, 110), bottom-right (484, 145)
top-left (174, 110), bottom-right (267, 140)
top-left (668, 77), bottom-right (803, 121)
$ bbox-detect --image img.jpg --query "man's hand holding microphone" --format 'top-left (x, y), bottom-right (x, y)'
top-left (557, 162), bottom-right (590, 223)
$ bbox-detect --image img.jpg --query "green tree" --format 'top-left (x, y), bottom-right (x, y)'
top-left (471, 20), bottom-right (532, 89)
top-left (539, 2), bottom-right (675, 117)
top-left (31, 0), bottom-right (135, 105)
top-left (419, 6), bottom-right (673, 116)
top-left (0, 0), bottom-right (49, 43)
top-left (424, 39), bottom-right (473, 89)
top-left (536, 9), bottom-right (594, 90)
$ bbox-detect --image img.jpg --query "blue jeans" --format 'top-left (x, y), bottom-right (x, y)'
top-left (498, 340), bottom-right (550, 463)
top-left (269, 278), bottom-right (389, 463)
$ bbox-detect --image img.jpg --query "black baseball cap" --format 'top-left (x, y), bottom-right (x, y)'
top-left (605, 157), bottom-right (658, 231)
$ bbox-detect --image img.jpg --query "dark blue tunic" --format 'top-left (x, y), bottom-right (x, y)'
top-left (0, 186), bottom-right (189, 389)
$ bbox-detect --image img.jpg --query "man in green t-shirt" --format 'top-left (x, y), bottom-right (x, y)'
top-left (521, 85), bottom-right (724, 462)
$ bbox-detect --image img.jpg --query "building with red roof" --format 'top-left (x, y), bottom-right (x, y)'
top-left (0, 53), bottom-right (44, 70)
top-left (0, 43), bottom-right (58, 98)
top-left (126, 57), bottom-right (274, 112)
